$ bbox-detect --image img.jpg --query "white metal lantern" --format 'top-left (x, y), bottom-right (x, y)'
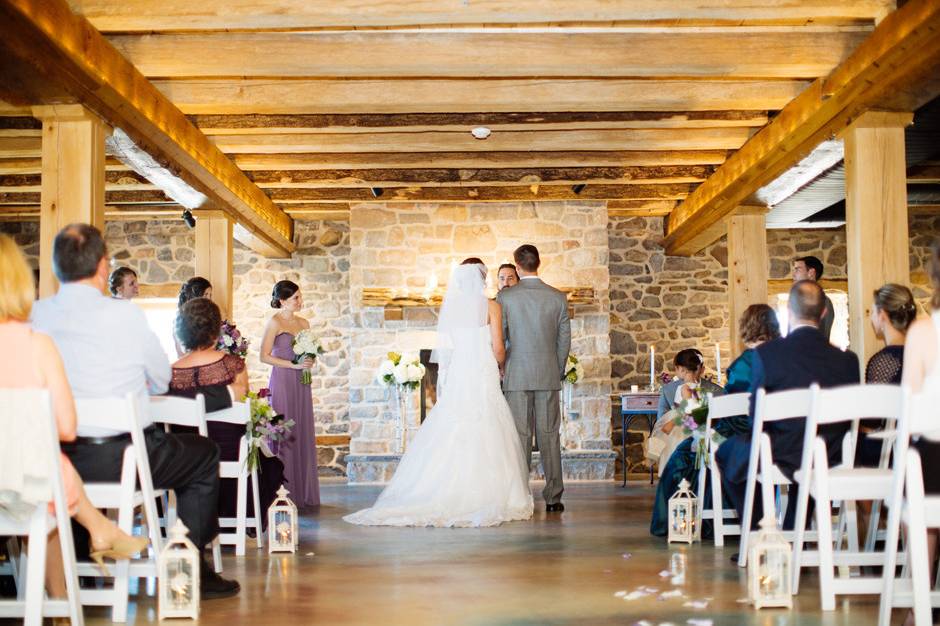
top-left (158, 520), bottom-right (200, 620)
top-left (748, 515), bottom-right (793, 609)
top-left (667, 479), bottom-right (699, 544)
top-left (268, 484), bottom-right (298, 553)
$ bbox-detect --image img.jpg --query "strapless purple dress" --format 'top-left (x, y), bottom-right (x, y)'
top-left (268, 332), bottom-right (320, 507)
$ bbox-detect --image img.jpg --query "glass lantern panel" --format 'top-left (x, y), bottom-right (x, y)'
top-left (757, 550), bottom-right (789, 599)
top-left (274, 510), bottom-right (293, 545)
top-left (164, 556), bottom-right (195, 609)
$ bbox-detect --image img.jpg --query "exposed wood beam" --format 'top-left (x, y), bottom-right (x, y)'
top-left (0, 157), bottom-right (127, 175)
top-left (152, 78), bottom-right (809, 115)
top-left (232, 151), bottom-right (730, 171)
top-left (607, 200), bottom-right (677, 217)
top-left (109, 31), bottom-right (866, 80)
top-left (190, 111), bottom-right (769, 134)
top-left (0, 190), bottom-right (172, 204)
top-left (0, 137), bottom-right (41, 157)
top-left (0, 171), bottom-right (158, 192)
top-left (0, 0), bottom-right (294, 257)
top-left (909, 163), bottom-right (940, 184)
top-left (265, 184), bottom-right (691, 203)
top-left (664, 0), bottom-right (940, 255)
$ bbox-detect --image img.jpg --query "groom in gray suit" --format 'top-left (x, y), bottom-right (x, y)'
top-left (497, 244), bottom-right (571, 512)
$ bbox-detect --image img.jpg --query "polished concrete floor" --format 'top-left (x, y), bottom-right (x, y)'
top-left (82, 480), bottom-right (899, 626)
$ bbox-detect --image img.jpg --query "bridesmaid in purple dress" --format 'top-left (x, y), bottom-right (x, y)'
top-left (260, 280), bottom-right (321, 507)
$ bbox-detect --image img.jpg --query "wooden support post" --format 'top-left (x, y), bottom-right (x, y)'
top-left (845, 111), bottom-right (912, 369)
top-left (32, 104), bottom-right (109, 297)
top-left (727, 207), bottom-right (769, 357)
top-left (195, 210), bottom-right (234, 320)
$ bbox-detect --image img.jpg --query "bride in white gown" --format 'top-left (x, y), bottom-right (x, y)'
top-left (344, 261), bottom-right (534, 527)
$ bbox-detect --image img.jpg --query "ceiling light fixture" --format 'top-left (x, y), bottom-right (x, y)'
top-left (370, 187), bottom-right (384, 198)
top-left (181, 209), bottom-right (196, 229)
top-left (471, 126), bottom-right (491, 140)
top-left (571, 184), bottom-right (586, 195)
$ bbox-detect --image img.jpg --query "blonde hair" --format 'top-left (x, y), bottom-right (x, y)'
top-left (0, 233), bottom-right (36, 321)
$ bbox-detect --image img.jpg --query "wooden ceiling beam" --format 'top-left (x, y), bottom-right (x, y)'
top-left (108, 31), bottom-right (866, 79)
top-left (152, 78), bottom-right (809, 115)
top-left (265, 184), bottom-right (691, 203)
top-left (0, 172), bottom-right (156, 192)
top-left (664, 0), bottom-right (940, 255)
top-left (0, 157), bottom-right (129, 175)
top-left (0, 190), bottom-right (173, 204)
top-left (607, 200), bottom-right (677, 217)
top-left (0, 0), bottom-right (294, 257)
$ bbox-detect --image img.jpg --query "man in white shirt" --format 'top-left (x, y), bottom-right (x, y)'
top-left (32, 223), bottom-right (239, 599)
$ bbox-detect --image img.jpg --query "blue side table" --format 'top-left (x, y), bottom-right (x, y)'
top-left (620, 392), bottom-right (659, 487)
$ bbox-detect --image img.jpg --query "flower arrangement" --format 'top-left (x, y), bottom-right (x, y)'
top-left (292, 329), bottom-right (324, 385)
top-left (217, 320), bottom-right (249, 358)
top-left (245, 388), bottom-right (295, 473)
top-left (671, 385), bottom-right (719, 469)
top-left (377, 351), bottom-right (426, 391)
top-left (563, 354), bottom-right (585, 384)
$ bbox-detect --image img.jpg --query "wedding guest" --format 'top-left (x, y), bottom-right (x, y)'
top-left (792, 255), bottom-right (835, 339)
top-left (169, 297), bottom-right (285, 528)
top-left (260, 280), bottom-right (320, 507)
top-left (0, 234), bottom-right (148, 597)
top-left (497, 263), bottom-right (520, 291)
top-left (31, 224), bottom-right (239, 599)
top-left (175, 276), bottom-right (212, 355)
top-left (108, 266), bottom-right (138, 300)
top-left (650, 305), bottom-right (781, 536)
top-left (716, 281), bottom-right (859, 535)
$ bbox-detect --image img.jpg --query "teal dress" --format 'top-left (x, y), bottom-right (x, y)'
top-left (649, 350), bottom-right (755, 536)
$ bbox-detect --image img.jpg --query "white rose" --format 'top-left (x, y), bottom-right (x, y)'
top-left (400, 352), bottom-right (419, 366)
top-left (393, 363), bottom-right (411, 384)
top-left (378, 360), bottom-right (395, 377)
top-left (223, 335), bottom-right (234, 347)
top-left (292, 343), bottom-right (304, 356)
top-left (406, 363), bottom-right (424, 382)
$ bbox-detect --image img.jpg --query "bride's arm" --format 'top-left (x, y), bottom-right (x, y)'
top-left (488, 301), bottom-right (506, 366)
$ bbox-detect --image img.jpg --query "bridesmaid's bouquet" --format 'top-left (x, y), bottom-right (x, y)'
top-left (671, 387), bottom-right (717, 469)
top-left (292, 330), bottom-right (324, 385)
top-left (563, 354), bottom-right (585, 384)
top-left (377, 352), bottom-right (425, 391)
top-left (245, 388), bottom-right (295, 473)
top-left (217, 320), bottom-right (249, 359)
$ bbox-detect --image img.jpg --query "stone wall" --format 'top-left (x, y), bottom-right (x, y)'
top-left (345, 201), bottom-right (615, 483)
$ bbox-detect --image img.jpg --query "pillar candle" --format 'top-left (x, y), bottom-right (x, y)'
top-left (650, 346), bottom-right (655, 389)
top-left (715, 342), bottom-right (723, 386)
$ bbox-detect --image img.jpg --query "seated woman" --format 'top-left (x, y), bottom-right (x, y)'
top-left (650, 305), bottom-right (781, 536)
top-left (168, 297), bottom-right (284, 529)
top-left (0, 234), bottom-right (147, 596)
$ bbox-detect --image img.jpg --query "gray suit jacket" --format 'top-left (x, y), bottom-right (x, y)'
top-left (497, 277), bottom-right (571, 392)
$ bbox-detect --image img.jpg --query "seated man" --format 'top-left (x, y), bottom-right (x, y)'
top-left (31, 223), bottom-right (239, 599)
top-left (715, 280), bottom-right (859, 532)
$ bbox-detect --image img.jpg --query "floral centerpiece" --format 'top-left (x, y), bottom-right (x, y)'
top-left (245, 388), bottom-right (295, 472)
top-left (563, 354), bottom-right (584, 384)
top-left (671, 385), bottom-right (718, 469)
top-left (377, 352), bottom-right (426, 391)
top-left (292, 329), bottom-right (324, 385)
top-left (217, 320), bottom-right (249, 358)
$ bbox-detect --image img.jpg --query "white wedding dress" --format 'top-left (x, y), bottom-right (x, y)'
top-left (344, 265), bottom-right (534, 527)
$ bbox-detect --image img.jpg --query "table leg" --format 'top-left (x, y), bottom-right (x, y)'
top-left (621, 413), bottom-right (628, 487)
top-left (648, 415), bottom-right (656, 485)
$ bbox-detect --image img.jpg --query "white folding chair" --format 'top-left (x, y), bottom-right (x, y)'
top-left (695, 392), bottom-right (750, 547)
top-left (879, 390), bottom-right (940, 626)
top-left (207, 400), bottom-right (265, 555)
top-left (149, 395), bottom-right (224, 573)
top-left (790, 384), bottom-right (906, 609)
top-left (738, 387), bottom-right (814, 567)
top-left (74, 394), bottom-right (162, 623)
top-left (0, 388), bottom-right (83, 626)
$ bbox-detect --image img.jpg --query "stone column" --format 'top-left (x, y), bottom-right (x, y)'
top-left (195, 209), bottom-right (234, 319)
top-left (845, 111), bottom-right (912, 369)
top-left (726, 207), bottom-right (769, 357)
top-left (32, 104), bottom-right (109, 297)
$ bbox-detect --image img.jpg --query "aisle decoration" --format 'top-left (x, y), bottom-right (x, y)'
top-left (268, 485), bottom-right (299, 554)
top-left (216, 320), bottom-right (249, 359)
top-left (159, 520), bottom-right (200, 620)
top-left (245, 389), bottom-right (295, 472)
top-left (292, 330), bottom-right (324, 385)
top-left (560, 354), bottom-right (585, 448)
top-left (748, 516), bottom-right (792, 609)
top-left (377, 352), bottom-right (426, 452)
top-left (667, 479), bottom-right (699, 544)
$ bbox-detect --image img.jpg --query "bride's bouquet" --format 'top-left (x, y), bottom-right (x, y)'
top-left (377, 351), bottom-right (426, 391)
top-left (563, 354), bottom-right (585, 384)
top-left (217, 320), bottom-right (249, 359)
top-left (292, 330), bottom-right (324, 385)
top-left (245, 388), bottom-right (294, 473)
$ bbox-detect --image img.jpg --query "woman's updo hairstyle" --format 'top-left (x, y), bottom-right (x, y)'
top-left (873, 283), bottom-right (917, 333)
top-left (271, 279), bottom-right (300, 309)
top-left (178, 276), bottom-right (212, 308)
top-left (176, 297), bottom-right (222, 352)
top-left (673, 348), bottom-right (704, 371)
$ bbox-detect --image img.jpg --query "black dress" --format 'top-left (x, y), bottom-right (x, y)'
top-left (168, 353), bottom-right (285, 528)
top-left (856, 345), bottom-right (904, 468)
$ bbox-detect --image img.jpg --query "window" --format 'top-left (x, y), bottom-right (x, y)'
top-left (136, 298), bottom-right (178, 362)
top-left (773, 291), bottom-right (849, 350)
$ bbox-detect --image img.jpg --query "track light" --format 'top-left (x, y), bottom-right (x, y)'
top-left (181, 209), bottom-right (196, 229)
top-left (571, 184), bottom-right (586, 195)
top-left (370, 187), bottom-right (384, 198)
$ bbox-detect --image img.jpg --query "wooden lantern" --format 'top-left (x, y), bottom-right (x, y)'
top-left (667, 479), bottom-right (699, 544)
top-left (748, 515), bottom-right (793, 609)
top-left (158, 520), bottom-right (200, 620)
top-left (268, 485), bottom-right (298, 554)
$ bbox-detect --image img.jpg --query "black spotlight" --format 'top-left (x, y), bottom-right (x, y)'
top-left (181, 209), bottom-right (196, 229)
top-left (571, 184), bottom-right (586, 195)
top-left (370, 187), bottom-right (384, 198)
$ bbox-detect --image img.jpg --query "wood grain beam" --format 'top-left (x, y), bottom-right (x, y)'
top-left (190, 111), bottom-right (768, 134)
top-left (0, 171), bottom-right (157, 192)
top-left (0, 190), bottom-right (173, 204)
top-left (664, 0), bottom-right (940, 255)
top-left (265, 184), bottom-right (691, 203)
top-left (0, 137), bottom-right (41, 158)
top-left (0, 157), bottom-right (127, 175)
top-left (209, 128), bottom-right (752, 154)
top-left (0, 0), bottom-right (294, 257)
top-left (152, 78), bottom-right (809, 115)
top-left (108, 31), bottom-right (866, 79)
top-left (607, 200), bottom-right (677, 217)
top-left (69, 0), bottom-right (892, 31)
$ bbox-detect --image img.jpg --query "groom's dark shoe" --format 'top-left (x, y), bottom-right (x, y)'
top-left (546, 503), bottom-right (565, 512)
